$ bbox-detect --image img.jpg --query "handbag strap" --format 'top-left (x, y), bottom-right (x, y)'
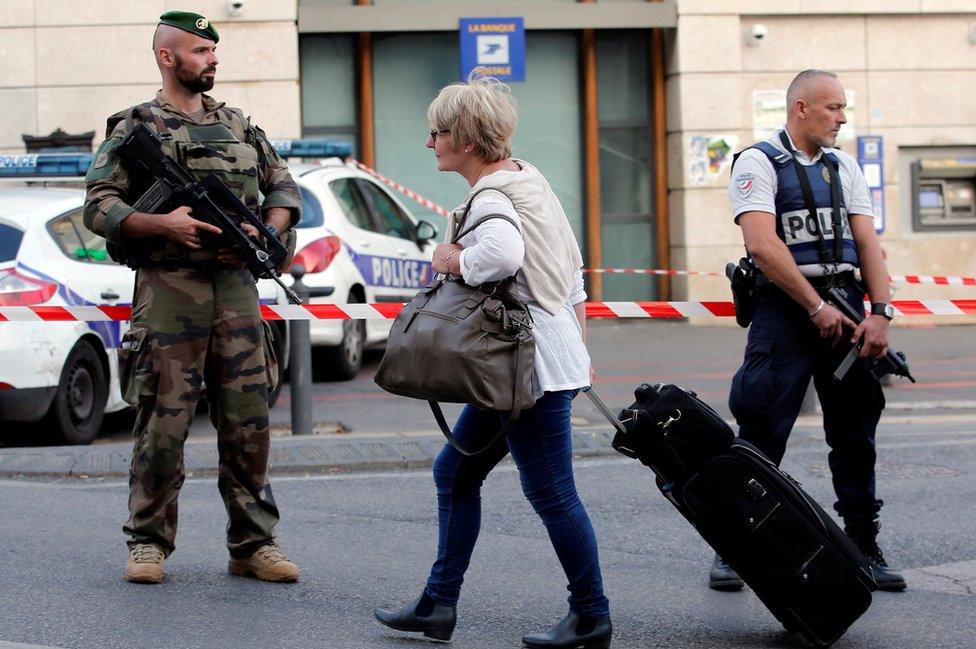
top-left (452, 187), bottom-right (518, 243)
top-left (427, 331), bottom-right (532, 456)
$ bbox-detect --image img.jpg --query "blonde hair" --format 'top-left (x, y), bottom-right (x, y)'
top-left (427, 75), bottom-right (518, 163)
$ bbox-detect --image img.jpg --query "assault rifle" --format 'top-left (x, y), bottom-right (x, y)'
top-left (826, 287), bottom-right (915, 383)
top-left (115, 122), bottom-right (302, 304)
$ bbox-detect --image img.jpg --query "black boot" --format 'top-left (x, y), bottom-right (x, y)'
top-left (844, 518), bottom-right (907, 592)
top-left (373, 592), bottom-right (457, 642)
top-left (708, 553), bottom-right (744, 591)
top-left (522, 611), bottom-right (612, 649)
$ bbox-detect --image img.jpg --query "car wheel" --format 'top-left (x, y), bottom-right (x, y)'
top-left (320, 291), bottom-right (365, 381)
top-left (43, 341), bottom-right (107, 445)
top-left (268, 321), bottom-right (287, 408)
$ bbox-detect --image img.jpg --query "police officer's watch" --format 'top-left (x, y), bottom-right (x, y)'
top-left (870, 302), bottom-right (894, 321)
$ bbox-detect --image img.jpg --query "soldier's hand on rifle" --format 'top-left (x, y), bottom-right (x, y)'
top-left (852, 315), bottom-right (889, 360)
top-left (811, 303), bottom-right (856, 347)
top-left (217, 222), bottom-right (260, 268)
top-left (162, 206), bottom-right (223, 249)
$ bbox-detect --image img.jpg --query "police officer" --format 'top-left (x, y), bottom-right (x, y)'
top-left (84, 11), bottom-right (302, 584)
top-left (711, 69), bottom-right (905, 591)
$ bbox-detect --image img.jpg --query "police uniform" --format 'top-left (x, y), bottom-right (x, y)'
top-left (727, 128), bottom-right (884, 523)
top-left (84, 13), bottom-right (302, 562)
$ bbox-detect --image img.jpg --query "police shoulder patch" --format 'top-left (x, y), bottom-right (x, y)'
top-left (735, 172), bottom-right (755, 198)
top-left (94, 152), bottom-right (110, 169)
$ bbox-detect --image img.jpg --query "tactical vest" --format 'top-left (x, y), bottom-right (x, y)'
top-left (112, 103), bottom-right (262, 268)
top-left (748, 139), bottom-right (860, 271)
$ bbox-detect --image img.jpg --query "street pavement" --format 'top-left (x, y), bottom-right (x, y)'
top-left (1, 320), bottom-right (974, 647)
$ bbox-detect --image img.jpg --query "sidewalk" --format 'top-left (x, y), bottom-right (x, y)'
top-left (3, 320), bottom-right (973, 480)
top-left (0, 428), bottom-right (618, 480)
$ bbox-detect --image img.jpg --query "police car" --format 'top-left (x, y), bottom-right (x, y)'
top-left (0, 152), bottom-right (287, 444)
top-left (0, 143), bottom-right (435, 443)
top-left (0, 154), bottom-right (130, 444)
top-left (274, 141), bottom-right (438, 380)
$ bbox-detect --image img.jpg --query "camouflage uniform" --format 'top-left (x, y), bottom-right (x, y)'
top-left (84, 91), bottom-right (301, 559)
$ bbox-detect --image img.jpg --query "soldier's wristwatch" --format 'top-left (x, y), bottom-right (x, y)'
top-left (871, 302), bottom-right (894, 320)
top-left (264, 224), bottom-right (280, 242)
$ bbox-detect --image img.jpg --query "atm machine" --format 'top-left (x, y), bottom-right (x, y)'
top-left (911, 157), bottom-right (976, 230)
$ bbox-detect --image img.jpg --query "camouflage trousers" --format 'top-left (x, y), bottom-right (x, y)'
top-left (119, 266), bottom-right (279, 559)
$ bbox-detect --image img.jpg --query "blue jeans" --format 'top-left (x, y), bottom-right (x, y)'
top-left (424, 390), bottom-right (610, 618)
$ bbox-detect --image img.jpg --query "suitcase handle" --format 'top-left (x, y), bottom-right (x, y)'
top-left (583, 387), bottom-right (628, 435)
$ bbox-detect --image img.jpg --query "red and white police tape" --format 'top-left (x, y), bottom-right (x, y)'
top-left (3, 300), bottom-right (975, 322)
top-left (350, 160), bottom-right (976, 288)
top-left (583, 268), bottom-right (976, 286)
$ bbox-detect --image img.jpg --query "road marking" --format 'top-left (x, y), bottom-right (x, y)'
top-left (901, 559), bottom-right (976, 596)
top-left (0, 642), bottom-right (66, 649)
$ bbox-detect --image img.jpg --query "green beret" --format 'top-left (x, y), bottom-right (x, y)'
top-left (158, 10), bottom-right (219, 43)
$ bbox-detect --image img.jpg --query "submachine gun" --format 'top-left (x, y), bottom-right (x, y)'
top-left (115, 122), bottom-right (302, 304)
top-left (826, 286), bottom-right (915, 383)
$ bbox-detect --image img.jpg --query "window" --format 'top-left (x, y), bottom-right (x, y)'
top-left (0, 223), bottom-right (23, 262)
top-left (596, 30), bottom-right (656, 300)
top-left (356, 180), bottom-right (415, 240)
top-left (297, 186), bottom-right (325, 229)
top-left (300, 34), bottom-right (357, 149)
top-left (48, 209), bottom-right (115, 264)
top-left (371, 31), bottom-right (584, 241)
top-left (329, 178), bottom-right (374, 231)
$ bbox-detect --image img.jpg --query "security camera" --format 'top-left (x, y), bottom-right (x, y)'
top-left (228, 0), bottom-right (245, 17)
top-left (748, 24), bottom-right (768, 44)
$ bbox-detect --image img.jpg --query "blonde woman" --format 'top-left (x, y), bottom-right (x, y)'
top-left (373, 77), bottom-right (612, 649)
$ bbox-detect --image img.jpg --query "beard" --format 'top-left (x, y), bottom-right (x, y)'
top-left (174, 54), bottom-right (215, 93)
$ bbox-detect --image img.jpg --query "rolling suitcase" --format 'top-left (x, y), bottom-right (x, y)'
top-left (585, 384), bottom-right (877, 647)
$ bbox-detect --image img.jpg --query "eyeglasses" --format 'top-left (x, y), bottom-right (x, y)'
top-left (429, 129), bottom-right (451, 141)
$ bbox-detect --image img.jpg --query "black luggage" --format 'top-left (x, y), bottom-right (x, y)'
top-left (586, 384), bottom-right (877, 647)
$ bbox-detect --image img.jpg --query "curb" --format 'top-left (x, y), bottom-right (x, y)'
top-left (0, 430), bottom-right (619, 480)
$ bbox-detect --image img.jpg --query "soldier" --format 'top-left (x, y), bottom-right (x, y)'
top-left (84, 11), bottom-right (301, 584)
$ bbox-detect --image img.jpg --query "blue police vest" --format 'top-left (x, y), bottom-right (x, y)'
top-left (751, 141), bottom-right (860, 269)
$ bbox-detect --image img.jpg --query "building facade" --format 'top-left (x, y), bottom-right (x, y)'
top-left (3, 0), bottom-right (975, 313)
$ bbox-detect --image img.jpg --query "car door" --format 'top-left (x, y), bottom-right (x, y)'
top-left (45, 208), bottom-right (133, 411)
top-left (46, 208), bottom-right (133, 308)
top-left (326, 176), bottom-right (400, 303)
top-left (354, 178), bottom-right (434, 302)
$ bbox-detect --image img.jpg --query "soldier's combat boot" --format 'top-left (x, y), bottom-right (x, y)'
top-left (844, 518), bottom-right (907, 592)
top-left (708, 553), bottom-right (744, 591)
top-left (228, 543), bottom-right (299, 582)
top-left (124, 543), bottom-right (165, 584)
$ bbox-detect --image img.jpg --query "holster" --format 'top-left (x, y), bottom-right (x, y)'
top-left (726, 257), bottom-right (760, 328)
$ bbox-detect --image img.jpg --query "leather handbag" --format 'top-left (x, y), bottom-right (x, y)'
top-left (374, 193), bottom-right (535, 456)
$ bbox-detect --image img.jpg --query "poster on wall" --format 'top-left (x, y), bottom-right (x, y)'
top-left (857, 135), bottom-right (885, 233)
top-left (688, 134), bottom-right (739, 185)
top-left (752, 89), bottom-right (857, 145)
top-left (459, 17), bottom-right (526, 82)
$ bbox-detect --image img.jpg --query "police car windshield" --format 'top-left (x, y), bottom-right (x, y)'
top-left (0, 223), bottom-right (24, 262)
top-left (297, 186), bottom-right (324, 229)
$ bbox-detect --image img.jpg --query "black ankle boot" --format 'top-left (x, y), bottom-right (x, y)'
top-left (373, 592), bottom-right (457, 642)
top-left (844, 518), bottom-right (907, 592)
top-left (522, 611), bottom-right (612, 649)
top-left (708, 553), bottom-right (744, 591)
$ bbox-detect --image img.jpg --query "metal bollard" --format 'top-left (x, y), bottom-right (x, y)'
top-left (288, 264), bottom-right (313, 435)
